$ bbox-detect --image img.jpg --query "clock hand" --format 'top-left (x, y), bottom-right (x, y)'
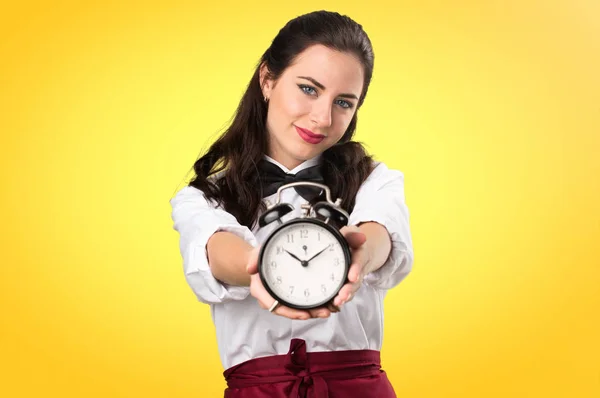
top-left (306, 246), bottom-right (329, 263)
top-left (284, 250), bottom-right (305, 264)
top-left (285, 249), bottom-right (310, 267)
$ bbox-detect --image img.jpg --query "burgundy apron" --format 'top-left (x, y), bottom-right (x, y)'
top-left (223, 339), bottom-right (397, 398)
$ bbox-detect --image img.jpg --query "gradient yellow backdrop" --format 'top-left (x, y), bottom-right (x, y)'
top-left (1, 1), bottom-right (599, 397)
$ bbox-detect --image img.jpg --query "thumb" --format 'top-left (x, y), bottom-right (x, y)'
top-left (341, 226), bottom-right (366, 249)
top-left (246, 246), bottom-right (260, 274)
top-left (345, 231), bottom-right (366, 249)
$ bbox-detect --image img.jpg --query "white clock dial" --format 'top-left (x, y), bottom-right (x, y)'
top-left (261, 221), bottom-right (348, 308)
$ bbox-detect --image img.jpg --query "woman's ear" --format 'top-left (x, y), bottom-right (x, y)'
top-left (259, 62), bottom-right (273, 100)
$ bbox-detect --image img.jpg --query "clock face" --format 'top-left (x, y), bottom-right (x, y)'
top-left (259, 220), bottom-right (349, 309)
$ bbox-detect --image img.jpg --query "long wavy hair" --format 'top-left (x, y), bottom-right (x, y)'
top-left (189, 10), bottom-right (376, 228)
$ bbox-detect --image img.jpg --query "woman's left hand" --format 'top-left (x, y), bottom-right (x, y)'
top-left (332, 225), bottom-right (371, 308)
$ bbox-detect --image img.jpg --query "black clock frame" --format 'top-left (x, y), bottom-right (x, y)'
top-left (258, 218), bottom-right (351, 310)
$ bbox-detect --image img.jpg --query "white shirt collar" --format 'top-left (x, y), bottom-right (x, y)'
top-left (263, 154), bottom-right (323, 174)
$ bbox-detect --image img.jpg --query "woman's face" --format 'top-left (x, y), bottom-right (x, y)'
top-left (261, 44), bottom-right (364, 170)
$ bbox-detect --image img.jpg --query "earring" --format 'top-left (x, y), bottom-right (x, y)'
top-left (264, 95), bottom-right (269, 103)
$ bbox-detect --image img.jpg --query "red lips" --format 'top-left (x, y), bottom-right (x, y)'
top-left (294, 126), bottom-right (325, 144)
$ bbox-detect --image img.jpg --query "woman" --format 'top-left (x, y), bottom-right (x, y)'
top-left (170, 10), bottom-right (414, 397)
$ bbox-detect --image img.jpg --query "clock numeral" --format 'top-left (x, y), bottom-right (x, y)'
top-left (270, 261), bottom-right (277, 269)
top-left (330, 273), bottom-right (335, 281)
top-left (300, 229), bottom-right (308, 239)
top-left (276, 276), bottom-right (282, 284)
top-left (318, 232), bottom-right (321, 241)
top-left (321, 284), bottom-right (327, 294)
top-left (304, 288), bottom-right (310, 297)
top-left (289, 286), bottom-right (294, 294)
top-left (276, 246), bottom-right (283, 255)
top-left (334, 258), bottom-right (340, 266)
top-left (287, 234), bottom-right (294, 243)
top-left (328, 243), bottom-right (334, 251)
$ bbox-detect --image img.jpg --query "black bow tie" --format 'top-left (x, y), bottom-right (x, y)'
top-left (257, 159), bottom-right (325, 200)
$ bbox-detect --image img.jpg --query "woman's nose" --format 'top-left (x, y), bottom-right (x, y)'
top-left (310, 100), bottom-right (333, 128)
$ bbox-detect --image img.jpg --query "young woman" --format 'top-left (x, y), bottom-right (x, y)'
top-left (170, 10), bottom-right (414, 397)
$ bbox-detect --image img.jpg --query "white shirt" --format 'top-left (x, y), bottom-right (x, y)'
top-left (170, 155), bottom-right (414, 370)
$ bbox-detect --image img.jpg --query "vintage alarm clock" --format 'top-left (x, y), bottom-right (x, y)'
top-left (257, 181), bottom-right (351, 310)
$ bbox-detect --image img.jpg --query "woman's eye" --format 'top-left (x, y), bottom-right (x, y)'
top-left (298, 84), bottom-right (317, 95)
top-left (298, 84), bottom-right (354, 109)
top-left (336, 99), bottom-right (352, 109)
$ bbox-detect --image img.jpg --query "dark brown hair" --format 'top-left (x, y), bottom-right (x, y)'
top-left (189, 10), bottom-right (375, 228)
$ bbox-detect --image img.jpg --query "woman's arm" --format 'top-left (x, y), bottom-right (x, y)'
top-left (357, 221), bottom-right (392, 275)
top-left (170, 186), bottom-right (257, 304)
top-left (206, 231), bottom-right (254, 287)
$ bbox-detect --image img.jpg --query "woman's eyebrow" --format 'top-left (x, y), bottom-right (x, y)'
top-left (297, 76), bottom-right (359, 100)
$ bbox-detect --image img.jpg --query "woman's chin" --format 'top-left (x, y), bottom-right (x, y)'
top-left (291, 140), bottom-right (327, 158)
top-left (291, 149), bottom-right (321, 162)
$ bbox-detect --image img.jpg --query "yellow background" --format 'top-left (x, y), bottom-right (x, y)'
top-left (1, 0), bottom-right (599, 397)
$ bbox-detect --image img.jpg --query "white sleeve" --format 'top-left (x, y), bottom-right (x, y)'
top-left (347, 162), bottom-right (414, 290)
top-left (170, 185), bottom-right (257, 304)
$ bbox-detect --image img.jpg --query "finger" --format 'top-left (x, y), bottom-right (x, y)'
top-left (309, 307), bottom-right (331, 318)
top-left (250, 275), bottom-right (312, 320)
top-left (347, 260), bottom-right (365, 283)
top-left (246, 247), bottom-right (260, 275)
top-left (275, 305), bottom-right (312, 320)
top-left (340, 225), bottom-right (361, 234)
top-left (333, 282), bottom-right (357, 307)
top-left (344, 231), bottom-right (366, 249)
top-left (249, 274), bottom-right (275, 310)
top-left (326, 302), bottom-right (341, 313)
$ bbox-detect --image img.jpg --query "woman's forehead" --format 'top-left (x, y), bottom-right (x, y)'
top-left (285, 45), bottom-right (364, 93)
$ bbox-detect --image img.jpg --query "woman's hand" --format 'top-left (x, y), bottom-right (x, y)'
top-left (332, 225), bottom-right (370, 308)
top-left (246, 247), bottom-right (336, 319)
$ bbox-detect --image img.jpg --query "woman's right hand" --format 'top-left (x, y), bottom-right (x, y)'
top-left (246, 247), bottom-right (338, 320)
